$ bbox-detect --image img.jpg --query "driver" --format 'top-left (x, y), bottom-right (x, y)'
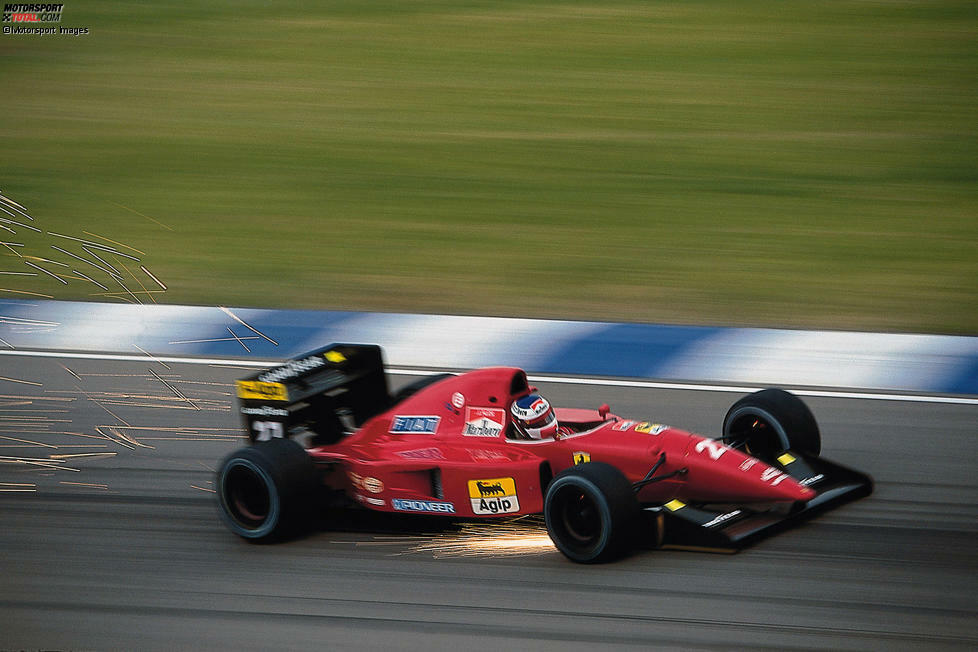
top-left (511, 394), bottom-right (560, 439)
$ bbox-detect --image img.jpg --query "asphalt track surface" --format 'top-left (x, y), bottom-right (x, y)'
top-left (0, 353), bottom-right (975, 651)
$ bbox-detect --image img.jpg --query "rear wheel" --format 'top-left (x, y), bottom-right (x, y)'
top-left (217, 438), bottom-right (319, 541)
top-left (721, 388), bottom-right (821, 460)
top-left (544, 462), bottom-right (639, 563)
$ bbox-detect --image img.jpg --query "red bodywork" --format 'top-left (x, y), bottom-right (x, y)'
top-left (307, 368), bottom-right (814, 518)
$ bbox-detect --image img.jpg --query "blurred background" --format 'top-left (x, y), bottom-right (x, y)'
top-left (1, 0), bottom-right (975, 333)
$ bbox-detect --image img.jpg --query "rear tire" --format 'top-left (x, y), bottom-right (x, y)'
top-left (217, 438), bottom-right (319, 541)
top-left (544, 462), bottom-right (639, 563)
top-left (721, 388), bottom-right (821, 459)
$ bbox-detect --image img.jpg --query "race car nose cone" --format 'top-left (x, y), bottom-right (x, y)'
top-left (774, 477), bottom-right (816, 502)
top-left (713, 463), bottom-right (813, 502)
top-left (681, 436), bottom-right (816, 503)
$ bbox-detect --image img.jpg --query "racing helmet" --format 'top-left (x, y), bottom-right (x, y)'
top-left (511, 394), bottom-right (558, 439)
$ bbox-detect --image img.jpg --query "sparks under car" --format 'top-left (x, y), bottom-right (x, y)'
top-left (217, 344), bottom-right (872, 562)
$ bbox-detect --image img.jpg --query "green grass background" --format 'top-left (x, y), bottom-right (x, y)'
top-left (1, 1), bottom-right (975, 333)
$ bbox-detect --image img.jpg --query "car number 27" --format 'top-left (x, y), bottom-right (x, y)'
top-left (253, 420), bottom-right (284, 441)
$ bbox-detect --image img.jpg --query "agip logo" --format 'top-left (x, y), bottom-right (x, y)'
top-left (467, 476), bottom-right (520, 515)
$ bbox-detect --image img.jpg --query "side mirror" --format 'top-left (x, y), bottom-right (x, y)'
top-left (598, 404), bottom-right (610, 418)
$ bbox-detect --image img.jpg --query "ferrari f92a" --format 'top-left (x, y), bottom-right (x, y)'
top-left (217, 344), bottom-right (872, 562)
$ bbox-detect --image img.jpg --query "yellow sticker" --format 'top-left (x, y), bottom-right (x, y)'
top-left (236, 380), bottom-right (289, 402)
top-left (468, 477), bottom-right (520, 514)
top-left (635, 422), bottom-right (666, 435)
top-left (777, 453), bottom-right (796, 465)
top-left (324, 350), bottom-right (347, 363)
top-left (664, 499), bottom-right (686, 511)
top-left (467, 477), bottom-right (517, 499)
top-left (573, 451), bottom-right (591, 465)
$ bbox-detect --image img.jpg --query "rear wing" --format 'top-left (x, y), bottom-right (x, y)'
top-left (236, 343), bottom-right (390, 444)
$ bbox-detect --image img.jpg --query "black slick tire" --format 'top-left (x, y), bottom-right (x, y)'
top-left (721, 388), bottom-right (821, 459)
top-left (544, 462), bottom-right (639, 563)
top-left (217, 438), bottom-right (318, 541)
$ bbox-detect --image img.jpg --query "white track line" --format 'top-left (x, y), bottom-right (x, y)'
top-left (524, 374), bottom-right (978, 405)
top-left (1, 348), bottom-right (975, 405)
top-left (0, 349), bottom-right (273, 367)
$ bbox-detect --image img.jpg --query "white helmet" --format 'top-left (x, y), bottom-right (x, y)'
top-left (511, 394), bottom-right (558, 439)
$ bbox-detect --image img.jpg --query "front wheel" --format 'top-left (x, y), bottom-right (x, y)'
top-left (721, 388), bottom-right (821, 460)
top-left (544, 462), bottom-right (639, 563)
top-left (216, 438), bottom-right (319, 541)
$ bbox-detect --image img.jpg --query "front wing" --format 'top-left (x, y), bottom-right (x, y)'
top-left (640, 452), bottom-right (872, 552)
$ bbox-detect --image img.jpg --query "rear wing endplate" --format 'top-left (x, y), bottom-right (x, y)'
top-left (236, 343), bottom-right (389, 443)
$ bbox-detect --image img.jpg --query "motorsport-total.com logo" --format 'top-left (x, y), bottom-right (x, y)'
top-left (2, 3), bottom-right (89, 35)
top-left (2, 3), bottom-right (64, 22)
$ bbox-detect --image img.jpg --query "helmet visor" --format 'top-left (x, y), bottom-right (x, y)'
top-left (523, 410), bottom-right (555, 430)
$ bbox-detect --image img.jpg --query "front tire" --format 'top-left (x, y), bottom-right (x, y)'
top-left (544, 462), bottom-right (639, 563)
top-left (217, 438), bottom-right (318, 541)
top-left (721, 388), bottom-right (821, 460)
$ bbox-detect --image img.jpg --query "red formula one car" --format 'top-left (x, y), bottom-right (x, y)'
top-left (217, 344), bottom-right (872, 562)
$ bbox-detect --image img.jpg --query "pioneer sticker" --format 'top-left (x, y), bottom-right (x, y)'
top-left (391, 498), bottom-right (455, 514)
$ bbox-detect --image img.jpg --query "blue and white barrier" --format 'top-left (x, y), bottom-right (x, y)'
top-left (1, 299), bottom-right (975, 395)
